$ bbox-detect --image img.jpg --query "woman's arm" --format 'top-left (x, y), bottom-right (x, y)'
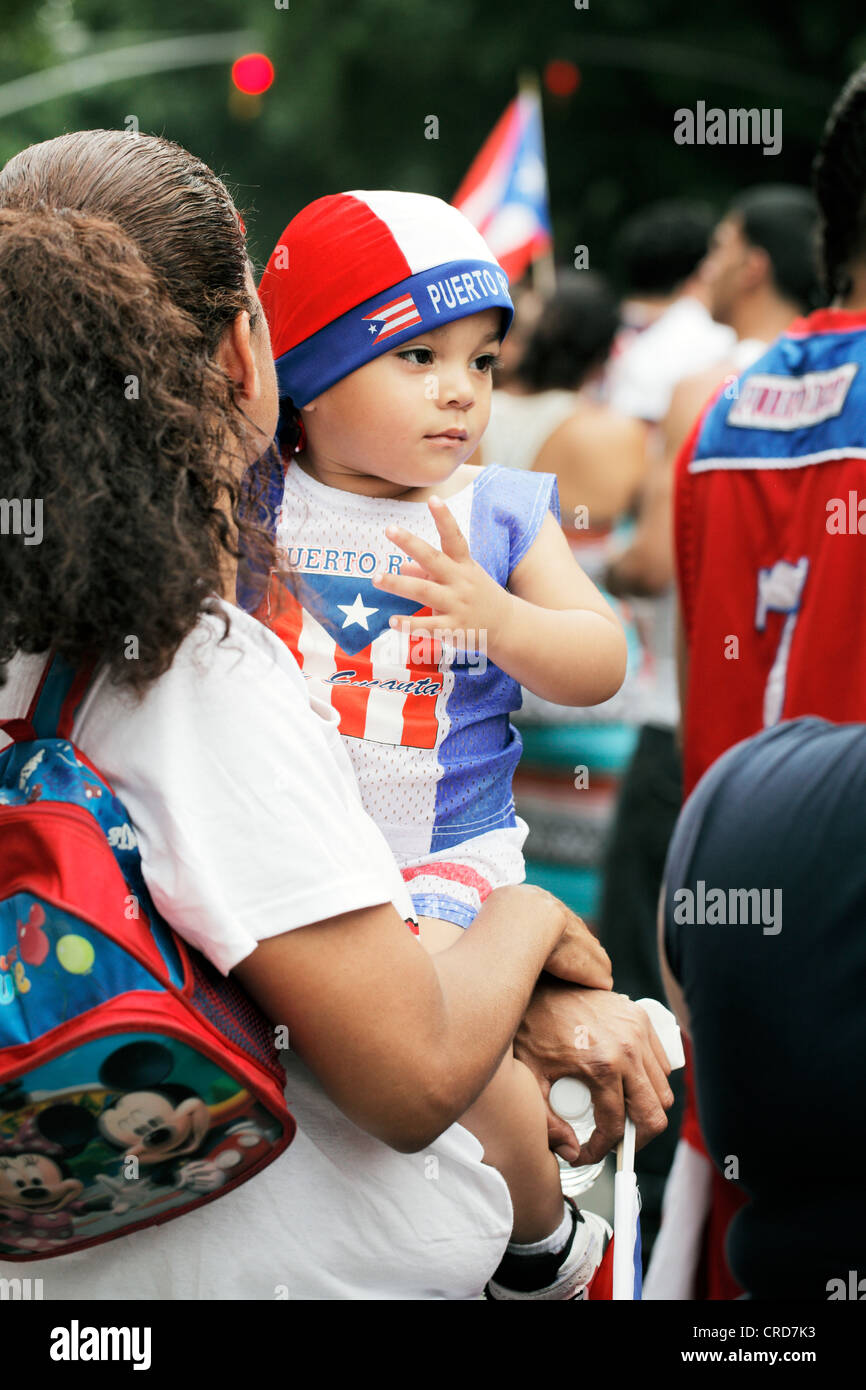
top-left (94, 605), bottom-right (612, 1155)
top-left (234, 884), bottom-right (611, 1153)
top-left (605, 425), bottom-right (674, 599)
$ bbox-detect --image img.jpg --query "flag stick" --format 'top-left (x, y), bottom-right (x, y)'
top-left (518, 69), bottom-right (556, 296)
top-left (612, 1119), bottom-right (640, 1299)
top-left (611, 1001), bottom-right (685, 1299)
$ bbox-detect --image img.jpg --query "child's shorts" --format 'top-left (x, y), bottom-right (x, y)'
top-left (396, 819), bottom-right (529, 928)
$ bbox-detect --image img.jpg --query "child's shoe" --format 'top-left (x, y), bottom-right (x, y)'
top-left (485, 1198), bottom-right (612, 1301)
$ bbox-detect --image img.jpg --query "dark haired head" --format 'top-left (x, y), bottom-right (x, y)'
top-left (515, 272), bottom-right (620, 392)
top-left (813, 64), bottom-right (866, 301)
top-left (0, 129), bottom-right (278, 692)
top-left (612, 200), bottom-right (716, 298)
top-left (728, 185), bottom-right (822, 311)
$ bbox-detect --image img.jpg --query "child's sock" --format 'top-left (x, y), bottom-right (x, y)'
top-left (486, 1197), bottom-right (610, 1300)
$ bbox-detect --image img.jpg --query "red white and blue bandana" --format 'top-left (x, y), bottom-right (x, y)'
top-left (258, 190), bottom-right (514, 408)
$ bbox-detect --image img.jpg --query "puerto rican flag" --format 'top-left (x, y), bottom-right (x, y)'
top-left (453, 89), bottom-right (553, 284)
top-left (586, 1227), bottom-right (642, 1301)
top-left (586, 1203), bottom-right (642, 1301)
top-left (363, 292), bottom-right (423, 342)
top-left (258, 569), bottom-right (446, 751)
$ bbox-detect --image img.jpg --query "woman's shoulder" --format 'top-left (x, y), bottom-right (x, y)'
top-left (80, 600), bottom-right (318, 756)
top-left (0, 610), bottom-right (299, 728)
top-left (161, 599), bottom-right (301, 686)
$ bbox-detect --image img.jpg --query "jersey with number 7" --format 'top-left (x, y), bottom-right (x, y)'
top-left (675, 306), bottom-right (866, 798)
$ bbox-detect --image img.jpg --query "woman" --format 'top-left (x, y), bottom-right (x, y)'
top-left (0, 129), bottom-right (658, 1300)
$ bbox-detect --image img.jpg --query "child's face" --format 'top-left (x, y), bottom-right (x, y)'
top-left (302, 308), bottom-right (502, 492)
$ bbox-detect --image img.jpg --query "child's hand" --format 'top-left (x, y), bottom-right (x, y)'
top-left (372, 497), bottom-right (511, 651)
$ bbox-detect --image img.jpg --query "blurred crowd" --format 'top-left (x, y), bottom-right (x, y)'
top-left (486, 185), bottom-right (823, 1265)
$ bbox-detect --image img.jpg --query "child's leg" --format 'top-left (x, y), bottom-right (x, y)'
top-left (418, 915), bottom-right (563, 1242)
top-left (463, 1048), bottom-right (567, 1243)
top-left (418, 913), bottom-right (610, 1297)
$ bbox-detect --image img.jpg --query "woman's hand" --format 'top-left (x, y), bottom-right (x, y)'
top-left (541, 902), bottom-right (613, 990)
top-left (515, 979), bottom-right (675, 1164)
top-left (372, 497), bottom-right (511, 650)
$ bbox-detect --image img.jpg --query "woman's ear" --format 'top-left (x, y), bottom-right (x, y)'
top-left (217, 310), bottom-right (260, 401)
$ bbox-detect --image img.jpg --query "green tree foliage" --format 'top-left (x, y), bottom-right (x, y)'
top-left (0, 0), bottom-right (862, 276)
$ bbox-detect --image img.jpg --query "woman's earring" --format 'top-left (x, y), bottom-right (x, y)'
top-left (294, 417), bottom-right (307, 454)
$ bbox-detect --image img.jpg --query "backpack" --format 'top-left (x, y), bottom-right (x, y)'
top-left (0, 655), bottom-right (295, 1262)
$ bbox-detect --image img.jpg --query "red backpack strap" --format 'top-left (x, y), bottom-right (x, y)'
top-left (54, 662), bottom-right (96, 740)
top-left (0, 654), bottom-right (97, 745)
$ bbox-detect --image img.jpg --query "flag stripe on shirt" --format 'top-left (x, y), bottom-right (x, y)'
top-left (400, 622), bottom-right (441, 750)
top-left (257, 575), bottom-right (305, 667)
top-left (365, 627), bottom-right (413, 744)
top-left (329, 628), bottom-right (374, 739)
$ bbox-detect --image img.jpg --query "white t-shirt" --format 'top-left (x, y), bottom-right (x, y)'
top-left (0, 603), bottom-right (511, 1299)
top-left (606, 296), bottom-right (736, 424)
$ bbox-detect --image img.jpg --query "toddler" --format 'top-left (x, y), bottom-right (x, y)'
top-left (253, 191), bottom-right (627, 1299)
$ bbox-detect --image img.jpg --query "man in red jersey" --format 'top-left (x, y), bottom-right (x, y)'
top-left (651, 66), bottom-right (866, 1301)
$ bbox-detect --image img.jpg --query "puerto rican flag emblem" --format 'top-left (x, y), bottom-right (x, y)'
top-left (363, 292), bottom-right (423, 342)
top-left (256, 570), bottom-right (446, 750)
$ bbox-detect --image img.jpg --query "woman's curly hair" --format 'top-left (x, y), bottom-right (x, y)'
top-left (0, 129), bottom-right (277, 692)
top-left (813, 64), bottom-right (866, 302)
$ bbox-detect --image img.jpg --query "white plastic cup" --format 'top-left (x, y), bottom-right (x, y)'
top-left (549, 1076), bottom-right (605, 1197)
top-left (549, 999), bottom-right (684, 1199)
